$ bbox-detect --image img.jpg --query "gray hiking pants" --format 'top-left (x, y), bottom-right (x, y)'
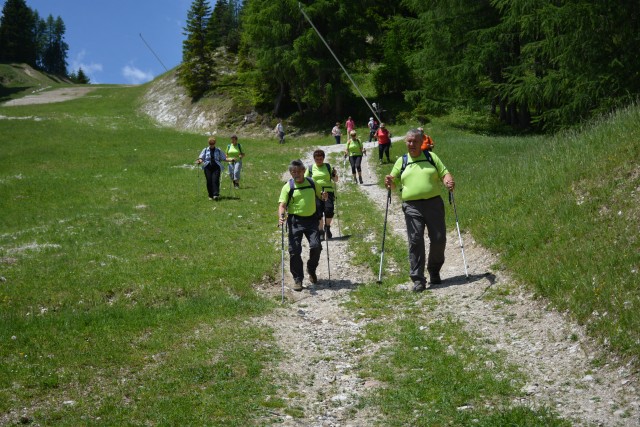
top-left (402, 197), bottom-right (447, 284)
top-left (287, 214), bottom-right (322, 283)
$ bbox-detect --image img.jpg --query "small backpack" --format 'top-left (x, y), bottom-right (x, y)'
top-left (399, 150), bottom-right (437, 177)
top-left (307, 163), bottom-right (333, 181)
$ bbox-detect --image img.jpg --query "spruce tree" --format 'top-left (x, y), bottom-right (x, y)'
top-left (179, 0), bottom-right (215, 99)
top-left (0, 0), bottom-right (37, 65)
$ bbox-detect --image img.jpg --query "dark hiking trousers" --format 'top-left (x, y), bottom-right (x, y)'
top-left (287, 214), bottom-right (322, 283)
top-left (204, 163), bottom-right (221, 197)
top-left (402, 197), bottom-right (446, 285)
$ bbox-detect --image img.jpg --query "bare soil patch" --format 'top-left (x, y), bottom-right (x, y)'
top-left (3, 87), bottom-right (96, 106)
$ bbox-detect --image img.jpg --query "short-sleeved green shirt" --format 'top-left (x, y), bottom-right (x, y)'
top-left (305, 163), bottom-right (334, 193)
top-left (226, 143), bottom-right (242, 158)
top-left (389, 151), bottom-right (449, 201)
top-left (278, 178), bottom-right (323, 216)
top-left (346, 138), bottom-right (364, 156)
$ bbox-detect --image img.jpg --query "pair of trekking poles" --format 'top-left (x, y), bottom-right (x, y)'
top-left (377, 188), bottom-right (469, 283)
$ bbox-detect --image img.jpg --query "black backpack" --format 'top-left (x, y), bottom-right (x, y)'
top-left (399, 150), bottom-right (436, 176)
top-left (285, 177), bottom-right (317, 209)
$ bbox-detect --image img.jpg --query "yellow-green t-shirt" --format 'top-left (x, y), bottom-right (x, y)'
top-left (278, 178), bottom-right (323, 216)
top-left (226, 143), bottom-right (242, 158)
top-left (389, 151), bottom-right (449, 201)
top-left (346, 138), bottom-right (364, 156)
top-left (305, 163), bottom-right (334, 193)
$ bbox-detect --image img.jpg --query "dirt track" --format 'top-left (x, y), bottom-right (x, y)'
top-left (255, 141), bottom-right (640, 426)
top-left (3, 87), bottom-right (95, 106)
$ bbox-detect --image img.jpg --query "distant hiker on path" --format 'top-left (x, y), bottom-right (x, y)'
top-left (384, 129), bottom-right (455, 292)
top-left (367, 116), bottom-right (379, 143)
top-left (331, 122), bottom-right (342, 144)
top-left (375, 123), bottom-right (392, 164)
top-left (278, 160), bottom-right (328, 291)
top-left (345, 130), bottom-right (366, 184)
top-left (345, 116), bottom-right (355, 134)
top-left (225, 135), bottom-right (245, 189)
top-left (196, 136), bottom-right (232, 200)
top-left (305, 149), bottom-right (339, 239)
top-left (274, 120), bottom-right (285, 144)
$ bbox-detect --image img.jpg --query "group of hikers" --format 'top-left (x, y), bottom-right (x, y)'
top-left (196, 124), bottom-right (452, 294)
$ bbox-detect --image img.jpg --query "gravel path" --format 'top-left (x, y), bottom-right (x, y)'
top-left (255, 141), bottom-right (640, 426)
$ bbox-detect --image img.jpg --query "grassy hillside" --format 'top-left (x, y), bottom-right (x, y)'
top-left (1, 70), bottom-right (638, 424)
top-left (0, 63), bottom-right (74, 101)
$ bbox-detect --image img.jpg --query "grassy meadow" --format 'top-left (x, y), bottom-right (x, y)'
top-left (0, 79), bottom-right (638, 425)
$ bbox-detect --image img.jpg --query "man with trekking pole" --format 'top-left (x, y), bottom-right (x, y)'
top-left (278, 160), bottom-right (329, 291)
top-left (384, 129), bottom-right (456, 292)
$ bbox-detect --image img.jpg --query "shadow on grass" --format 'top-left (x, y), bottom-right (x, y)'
top-left (0, 86), bottom-right (31, 103)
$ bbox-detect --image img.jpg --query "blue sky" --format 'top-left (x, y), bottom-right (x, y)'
top-left (11, 0), bottom-right (194, 84)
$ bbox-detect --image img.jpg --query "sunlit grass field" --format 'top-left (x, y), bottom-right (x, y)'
top-left (1, 83), bottom-right (637, 425)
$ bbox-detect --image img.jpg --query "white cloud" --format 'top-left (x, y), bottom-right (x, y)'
top-left (70, 49), bottom-right (103, 83)
top-left (122, 65), bottom-right (154, 85)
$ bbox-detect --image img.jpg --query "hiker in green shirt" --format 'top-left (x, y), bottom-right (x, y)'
top-left (344, 130), bottom-right (366, 184)
top-left (384, 129), bottom-right (455, 292)
top-left (305, 149), bottom-right (339, 239)
top-left (225, 135), bottom-right (245, 189)
top-left (278, 160), bottom-right (329, 291)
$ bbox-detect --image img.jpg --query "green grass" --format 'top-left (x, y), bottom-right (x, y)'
top-left (425, 107), bottom-right (640, 356)
top-left (1, 77), bottom-right (638, 425)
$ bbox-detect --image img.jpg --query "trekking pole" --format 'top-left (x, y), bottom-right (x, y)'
top-left (324, 211), bottom-right (331, 282)
top-left (194, 163), bottom-right (199, 199)
top-left (229, 160), bottom-right (235, 198)
top-left (377, 188), bottom-right (392, 283)
top-left (449, 191), bottom-right (469, 280)
top-left (333, 185), bottom-right (341, 238)
top-left (280, 214), bottom-right (286, 303)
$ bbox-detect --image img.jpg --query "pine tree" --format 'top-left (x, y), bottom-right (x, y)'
top-left (75, 67), bottom-right (90, 84)
top-left (179, 0), bottom-right (215, 99)
top-left (41, 15), bottom-right (68, 75)
top-left (0, 0), bottom-right (37, 65)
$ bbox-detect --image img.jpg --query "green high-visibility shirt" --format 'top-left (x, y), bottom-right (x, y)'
top-left (389, 152), bottom-right (449, 201)
top-left (278, 178), bottom-right (323, 216)
top-left (305, 163), bottom-right (334, 193)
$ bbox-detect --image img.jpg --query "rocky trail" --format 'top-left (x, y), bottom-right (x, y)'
top-left (255, 142), bottom-right (640, 426)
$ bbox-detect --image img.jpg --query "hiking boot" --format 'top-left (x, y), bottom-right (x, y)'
top-left (293, 281), bottom-right (303, 291)
top-left (307, 269), bottom-right (317, 284)
top-left (359, 176), bottom-right (363, 184)
top-left (428, 271), bottom-right (442, 285)
top-left (234, 181), bottom-right (239, 189)
top-left (213, 196), bottom-right (219, 201)
top-left (412, 281), bottom-right (426, 293)
top-left (325, 225), bottom-right (332, 239)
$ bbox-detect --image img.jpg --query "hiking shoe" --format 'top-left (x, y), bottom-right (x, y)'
top-left (428, 272), bottom-right (442, 285)
top-left (213, 196), bottom-right (219, 201)
top-left (412, 281), bottom-right (426, 293)
top-left (307, 269), bottom-right (317, 284)
top-left (359, 176), bottom-right (363, 184)
top-left (325, 226), bottom-right (332, 239)
top-left (293, 281), bottom-right (303, 291)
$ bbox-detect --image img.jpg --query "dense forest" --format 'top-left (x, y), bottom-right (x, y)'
top-left (182, 0), bottom-right (640, 131)
top-left (2, 0), bottom-right (638, 130)
top-left (0, 0), bottom-right (89, 83)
